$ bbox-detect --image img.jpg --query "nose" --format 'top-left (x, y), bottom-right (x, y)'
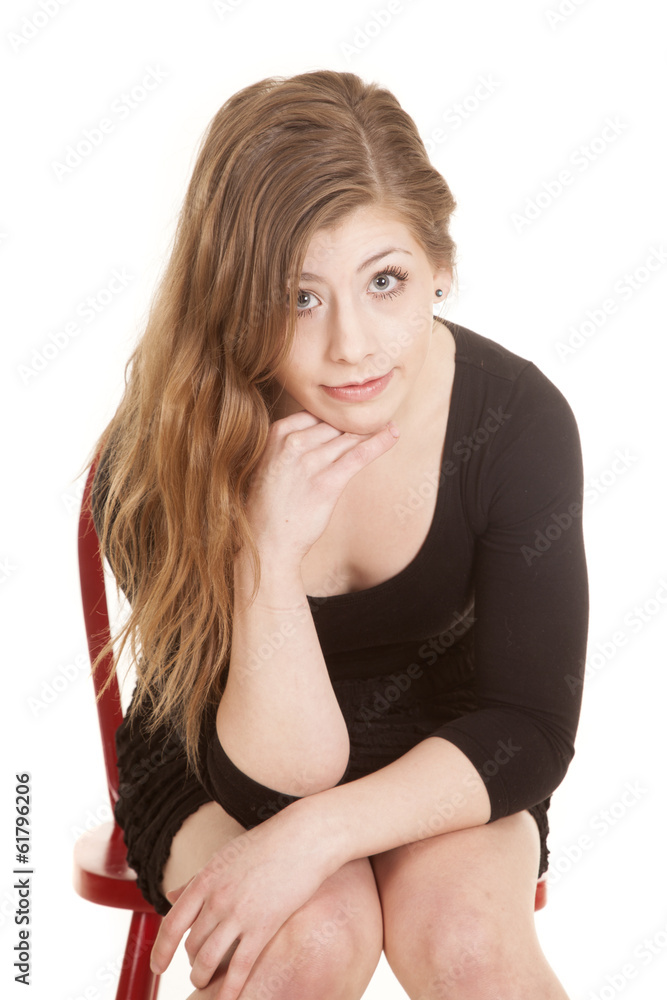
top-left (325, 299), bottom-right (380, 368)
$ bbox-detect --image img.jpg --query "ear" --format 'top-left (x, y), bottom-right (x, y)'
top-left (433, 266), bottom-right (453, 300)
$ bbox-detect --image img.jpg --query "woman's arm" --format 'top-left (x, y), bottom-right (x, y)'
top-left (214, 410), bottom-right (399, 802)
top-left (288, 734), bottom-right (492, 876)
top-left (216, 546), bottom-right (351, 796)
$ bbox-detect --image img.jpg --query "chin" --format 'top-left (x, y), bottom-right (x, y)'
top-left (321, 406), bottom-right (393, 437)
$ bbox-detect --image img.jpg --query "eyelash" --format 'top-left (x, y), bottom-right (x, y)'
top-left (292, 265), bottom-right (409, 319)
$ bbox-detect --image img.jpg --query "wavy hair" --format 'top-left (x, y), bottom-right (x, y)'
top-left (83, 69), bottom-right (458, 784)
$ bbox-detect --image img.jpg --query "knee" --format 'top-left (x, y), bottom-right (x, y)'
top-left (423, 917), bottom-right (501, 997)
top-left (392, 910), bottom-right (532, 1000)
top-left (274, 876), bottom-right (383, 995)
top-left (243, 859), bottom-right (383, 999)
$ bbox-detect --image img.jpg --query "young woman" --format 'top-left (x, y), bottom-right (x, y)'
top-left (89, 70), bottom-right (588, 1000)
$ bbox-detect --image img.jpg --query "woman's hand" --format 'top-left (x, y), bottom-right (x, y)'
top-left (245, 409), bottom-right (400, 562)
top-left (149, 801), bottom-right (338, 999)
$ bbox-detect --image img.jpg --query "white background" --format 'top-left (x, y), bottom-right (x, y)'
top-left (2, 1), bottom-right (666, 998)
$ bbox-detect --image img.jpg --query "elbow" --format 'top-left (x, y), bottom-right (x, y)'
top-left (297, 741), bottom-right (351, 795)
top-left (213, 727), bottom-right (350, 800)
top-left (543, 719), bottom-right (576, 787)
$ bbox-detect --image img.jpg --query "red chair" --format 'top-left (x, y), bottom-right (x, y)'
top-left (72, 456), bottom-right (163, 1000)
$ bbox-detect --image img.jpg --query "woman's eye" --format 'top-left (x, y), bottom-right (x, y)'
top-left (369, 266), bottom-right (409, 299)
top-left (291, 266), bottom-right (409, 319)
top-left (371, 274), bottom-right (396, 292)
top-left (296, 290), bottom-right (320, 313)
top-left (285, 290), bottom-right (321, 318)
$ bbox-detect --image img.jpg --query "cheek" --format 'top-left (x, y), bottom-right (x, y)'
top-left (274, 361), bottom-right (314, 402)
top-left (283, 347), bottom-right (317, 384)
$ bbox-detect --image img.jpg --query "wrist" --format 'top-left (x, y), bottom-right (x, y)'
top-left (284, 787), bottom-right (352, 879)
top-left (233, 545), bottom-right (306, 607)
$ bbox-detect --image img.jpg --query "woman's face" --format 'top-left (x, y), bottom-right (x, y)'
top-left (267, 204), bottom-right (452, 437)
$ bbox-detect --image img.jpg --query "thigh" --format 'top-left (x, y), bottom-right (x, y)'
top-left (369, 809), bottom-right (547, 994)
top-left (161, 800), bottom-right (246, 897)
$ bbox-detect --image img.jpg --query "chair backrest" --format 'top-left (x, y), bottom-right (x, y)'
top-left (78, 456), bottom-right (124, 809)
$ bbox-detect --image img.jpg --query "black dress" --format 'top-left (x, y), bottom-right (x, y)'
top-left (92, 318), bottom-right (589, 916)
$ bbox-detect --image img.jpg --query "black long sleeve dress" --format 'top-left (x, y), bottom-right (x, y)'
top-left (91, 318), bottom-right (589, 916)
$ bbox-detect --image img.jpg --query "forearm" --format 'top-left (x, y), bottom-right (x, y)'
top-left (216, 548), bottom-right (350, 796)
top-left (291, 735), bottom-right (492, 876)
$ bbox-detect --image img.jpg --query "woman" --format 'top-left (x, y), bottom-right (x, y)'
top-left (89, 70), bottom-right (588, 1000)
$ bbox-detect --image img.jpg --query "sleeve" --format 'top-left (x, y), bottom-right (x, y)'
top-left (428, 362), bottom-right (589, 822)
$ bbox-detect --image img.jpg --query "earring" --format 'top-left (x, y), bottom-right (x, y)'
top-left (434, 287), bottom-right (447, 321)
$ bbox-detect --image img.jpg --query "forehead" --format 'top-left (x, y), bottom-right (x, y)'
top-left (300, 205), bottom-right (416, 277)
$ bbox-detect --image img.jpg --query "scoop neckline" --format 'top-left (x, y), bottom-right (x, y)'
top-left (305, 320), bottom-right (464, 607)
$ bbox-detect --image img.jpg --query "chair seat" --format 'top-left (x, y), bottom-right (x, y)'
top-left (73, 820), bottom-right (157, 912)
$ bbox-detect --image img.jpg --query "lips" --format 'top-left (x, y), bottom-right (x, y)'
top-left (321, 368), bottom-right (394, 401)
top-left (330, 373), bottom-right (388, 387)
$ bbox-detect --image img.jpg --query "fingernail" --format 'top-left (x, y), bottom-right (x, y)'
top-left (388, 421), bottom-right (400, 438)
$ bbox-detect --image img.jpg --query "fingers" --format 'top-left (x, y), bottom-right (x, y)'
top-left (210, 938), bottom-right (259, 1000)
top-left (268, 415), bottom-right (346, 459)
top-left (150, 883), bottom-right (206, 974)
top-left (165, 882), bottom-right (187, 903)
top-left (269, 408), bottom-right (322, 434)
top-left (188, 923), bottom-right (243, 991)
top-left (317, 422), bottom-right (400, 486)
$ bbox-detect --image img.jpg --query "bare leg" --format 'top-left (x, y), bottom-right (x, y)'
top-left (370, 809), bottom-right (570, 999)
top-left (162, 801), bottom-right (384, 999)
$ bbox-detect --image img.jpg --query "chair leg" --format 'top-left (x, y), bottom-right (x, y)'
top-left (116, 910), bottom-right (163, 1000)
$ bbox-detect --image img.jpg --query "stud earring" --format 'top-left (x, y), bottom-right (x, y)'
top-left (435, 289), bottom-right (443, 297)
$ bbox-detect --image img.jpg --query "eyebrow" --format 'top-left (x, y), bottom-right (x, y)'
top-left (298, 247), bottom-right (412, 282)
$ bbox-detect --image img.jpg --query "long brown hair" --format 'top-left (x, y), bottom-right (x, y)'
top-left (83, 69), bottom-right (458, 783)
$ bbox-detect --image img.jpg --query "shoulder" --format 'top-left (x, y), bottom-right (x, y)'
top-left (440, 316), bottom-right (578, 429)
top-left (440, 316), bottom-right (533, 384)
